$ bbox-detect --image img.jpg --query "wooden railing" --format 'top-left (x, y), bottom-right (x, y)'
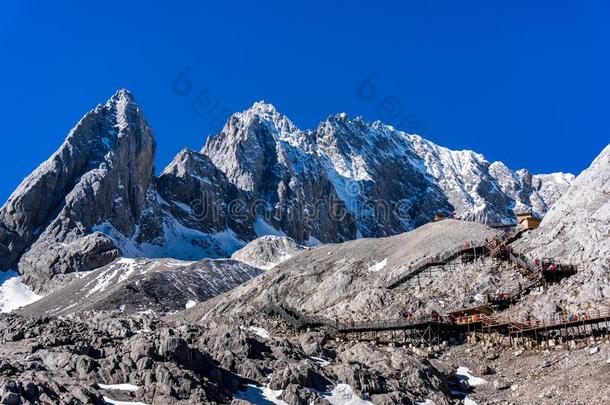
top-left (385, 227), bottom-right (532, 290)
top-left (386, 242), bottom-right (488, 289)
top-left (265, 302), bottom-right (610, 339)
top-left (507, 308), bottom-right (610, 332)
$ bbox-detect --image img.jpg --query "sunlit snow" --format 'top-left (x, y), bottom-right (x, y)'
top-left (0, 270), bottom-right (42, 313)
top-left (368, 258), bottom-right (388, 272)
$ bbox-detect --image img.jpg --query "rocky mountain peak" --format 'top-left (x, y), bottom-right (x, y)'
top-left (523, 143), bottom-right (610, 262)
top-left (229, 100), bottom-right (300, 141)
top-left (0, 91), bottom-right (580, 293)
top-left (0, 89), bottom-right (158, 292)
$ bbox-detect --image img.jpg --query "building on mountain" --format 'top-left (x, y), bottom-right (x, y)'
top-left (516, 212), bottom-right (542, 230)
top-left (433, 213), bottom-right (447, 222)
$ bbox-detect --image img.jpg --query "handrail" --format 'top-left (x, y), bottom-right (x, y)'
top-left (265, 303), bottom-right (610, 336)
top-left (386, 227), bottom-right (534, 289)
top-left (386, 241), bottom-right (489, 289)
top-left (508, 308), bottom-right (610, 331)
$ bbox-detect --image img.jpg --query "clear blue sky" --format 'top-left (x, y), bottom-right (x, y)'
top-left (1, 1), bottom-right (609, 204)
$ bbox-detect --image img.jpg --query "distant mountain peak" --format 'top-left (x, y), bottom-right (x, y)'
top-left (248, 100), bottom-right (278, 114)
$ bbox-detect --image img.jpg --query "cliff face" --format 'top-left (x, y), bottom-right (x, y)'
top-left (203, 102), bottom-right (573, 241)
top-left (0, 90), bottom-right (158, 291)
top-left (522, 143), bottom-right (610, 263)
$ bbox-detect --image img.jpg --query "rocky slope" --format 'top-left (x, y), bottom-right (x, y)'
top-left (511, 143), bottom-right (610, 318)
top-left (0, 90), bottom-right (249, 293)
top-left (0, 90), bottom-right (158, 292)
top-left (180, 219), bottom-right (504, 325)
top-left (19, 258), bottom-right (262, 317)
top-left (0, 90), bottom-right (573, 293)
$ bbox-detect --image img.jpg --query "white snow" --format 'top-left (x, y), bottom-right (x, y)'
top-left (98, 383), bottom-right (140, 391)
top-left (246, 326), bottom-right (271, 339)
top-left (93, 217), bottom-right (246, 261)
top-left (456, 366), bottom-right (486, 386)
top-left (185, 299), bottom-right (197, 309)
top-left (234, 384), bottom-right (288, 405)
top-left (253, 217), bottom-right (287, 237)
top-left (368, 258), bottom-right (388, 272)
top-left (322, 384), bottom-right (373, 405)
top-left (233, 378), bottom-right (371, 405)
top-left (0, 270), bottom-right (42, 313)
top-left (86, 265), bottom-right (124, 297)
top-left (103, 398), bottom-right (148, 405)
top-left (454, 366), bottom-right (485, 405)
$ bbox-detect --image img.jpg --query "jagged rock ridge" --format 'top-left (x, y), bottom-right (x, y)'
top-left (203, 101), bottom-right (574, 240)
top-left (0, 92), bottom-right (573, 292)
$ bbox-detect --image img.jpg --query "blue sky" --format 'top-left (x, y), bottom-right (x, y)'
top-left (1, 1), bottom-right (609, 204)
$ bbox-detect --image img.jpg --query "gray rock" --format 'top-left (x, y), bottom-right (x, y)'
top-left (0, 91), bottom-right (573, 296)
top-left (280, 383), bottom-right (330, 405)
top-left (19, 258), bottom-right (262, 316)
top-left (0, 90), bottom-right (156, 292)
top-left (493, 379), bottom-right (510, 390)
top-left (269, 361), bottom-right (330, 391)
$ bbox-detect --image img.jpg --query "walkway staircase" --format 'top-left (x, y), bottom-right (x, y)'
top-left (386, 243), bottom-right (487, 289)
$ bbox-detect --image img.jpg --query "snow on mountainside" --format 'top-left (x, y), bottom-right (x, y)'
top-left (204, 100), bottom-right (573, 239)
top-left (19, 257), bottom-right (263, 316)
top-left (0, 91), bottom-right (574, 293)
top-left (0, 271), bottom-right (41, 312)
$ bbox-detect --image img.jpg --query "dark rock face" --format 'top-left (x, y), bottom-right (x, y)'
top-left (156, 149), bottom-right (254, 239)
top-left (0, 90), bottom-right (157, 292)
top-left (203, 105), bottom-right (358, 244)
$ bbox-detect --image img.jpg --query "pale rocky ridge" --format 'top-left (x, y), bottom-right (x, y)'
top-left (511, 142), bottom-right (610, 318)
top-left (230, 235), bottom-right (307, 270)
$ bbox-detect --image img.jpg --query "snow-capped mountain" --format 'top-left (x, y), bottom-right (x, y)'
top-left (0, 91), bottom-right (574, 292)
top-left (203, 100), bottom-right (574, 239)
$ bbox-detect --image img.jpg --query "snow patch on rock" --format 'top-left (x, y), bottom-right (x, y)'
top-left (98, 383), bottom-right (140, 391)
top-left (0, 270), bottom-right (42, 312)
top-left (368, 258), bottom-right (388, 272)
top-left (322, 384), bottom-right (373, 405)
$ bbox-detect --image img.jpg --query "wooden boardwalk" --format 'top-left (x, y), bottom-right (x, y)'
top-left (385, 243), bottom-right (488, 289)
top-left (265, 303), bottom-right (610, 348)
top-left (263, 227), bottom-right (589, 349)
top-left (386, 227), bottom-right (577, 290)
